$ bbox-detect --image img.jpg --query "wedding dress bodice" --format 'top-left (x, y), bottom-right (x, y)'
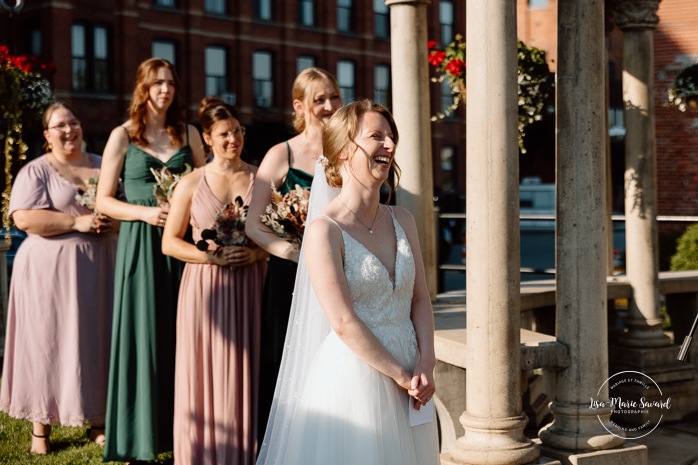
top-left (336, 209), bottom-right (418, 370)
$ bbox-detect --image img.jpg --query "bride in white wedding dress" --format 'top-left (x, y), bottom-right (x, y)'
top-left (257, 99), bottom-right (440, 465)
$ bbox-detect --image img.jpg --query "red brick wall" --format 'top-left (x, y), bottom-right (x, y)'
top-left (655, 0), bottom-right (698, 217)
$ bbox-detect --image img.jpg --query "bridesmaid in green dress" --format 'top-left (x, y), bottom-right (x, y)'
top-left (245, 67), bottom-right (342, 445)
top-left (95, 57), bottom-right (206, 462)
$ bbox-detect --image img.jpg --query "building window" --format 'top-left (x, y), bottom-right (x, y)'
top-left (297, 55), bottom-right (316, 75)
top-left (299, 0), bottom-right (315, 27)
top-left (253, 51), bottom-right (273, 107)
top-left (205, 46), bottom-right (227, 97)
top-left (71, 23), bottom-right (111, 93)
top-left (28, 26), bottom-right (41, 56)
top-left (337, 60), bottom-right (355, 103)
top-left (374, 0), bottom-right (389, 39)
top-left (154, 0), bottom-right (176, 7)
top-left (440, 0), bottom-right (454, 45)
top-left (205, 0), bottom-right (226, 14)
top-left (152, 40), bottom-right (176, 65)
top-left (338, 0), bottom-right (354, 33)
top-left (374, 64), bottom-right (390, 107)
top-left (256, 0), bottom-right (272, 20)
top-left (529, 0), bottom-right (548, 8)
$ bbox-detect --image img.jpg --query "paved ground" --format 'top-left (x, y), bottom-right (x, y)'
top-left (635, 414), bottom-right (698, 465)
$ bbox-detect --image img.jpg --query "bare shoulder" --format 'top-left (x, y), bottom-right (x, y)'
top-left (305, 216), bottom-right (344, 252)
top-left (175, 166), bottom-right (203, 194)
top-left (261, 141), bottom-right (290, 166)
top-left (390, 205), bottom-right (417, 230)
top-left (108, 123), bottom-right (130, 141)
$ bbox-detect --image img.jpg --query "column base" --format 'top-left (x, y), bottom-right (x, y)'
top-left (609, 343), bottom-right (695, 384)
top-left (616, 320), bottom-right (672, 348)
top-left (536, 440), bottom-right (647, 465)
top-left (608, 345), bottom-right (698, 425)
top-left (538, 403), bottom-right (625, 451)
top-left (442, 413), bottom-right (541, 465)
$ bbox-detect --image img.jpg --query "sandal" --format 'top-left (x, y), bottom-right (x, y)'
top-left (88, 426), bottom-right (106, 447)
top-left (31, 431), bottom-right (51, 454)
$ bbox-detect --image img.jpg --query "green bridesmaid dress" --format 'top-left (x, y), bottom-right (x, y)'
top-left (104, 133), bottom-right (192, 462)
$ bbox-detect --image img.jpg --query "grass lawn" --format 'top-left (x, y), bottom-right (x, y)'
top-left (0, 411), bottom-right (173, 465)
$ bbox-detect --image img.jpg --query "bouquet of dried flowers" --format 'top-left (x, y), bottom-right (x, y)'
top-left (196, 196), bottom-right (249, 251)
top-left (75, 175), bottom-right (99, 211)
top-left (149, 164), bottom-right (192, 207)
top-left (260, 184), bottom-right (310, 247)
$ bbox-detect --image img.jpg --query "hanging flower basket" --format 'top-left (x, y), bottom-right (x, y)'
top-left (668, 64), bottom-right (698, 112)
top-left (428, 36), bottom-right (554, 154)
top-left (0, 45), bottom-right (55, 241)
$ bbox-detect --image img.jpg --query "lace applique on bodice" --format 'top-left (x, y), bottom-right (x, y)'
top-left (325, 208), bottom-right (418, 370)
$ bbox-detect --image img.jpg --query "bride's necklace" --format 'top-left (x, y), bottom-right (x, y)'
top-left (338, 196), bottom-right (380, 234)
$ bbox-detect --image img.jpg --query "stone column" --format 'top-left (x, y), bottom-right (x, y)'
top-left (537, 0), bottom-right (626, 453)
top-left (386, 0), bottom-right (437, 300)
top-left (614, 0), bottom-right (671, 347)
top-left (440, 1), bottom-right (539, 464)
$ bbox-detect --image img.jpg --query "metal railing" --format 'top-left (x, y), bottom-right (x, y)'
top-left (437, 211), bottom-right (698, 276)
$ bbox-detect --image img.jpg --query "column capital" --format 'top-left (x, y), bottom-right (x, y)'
top-left (612, 0), bottom-right (661, 30)
top-left (384, 0), bottom-right (430, 6)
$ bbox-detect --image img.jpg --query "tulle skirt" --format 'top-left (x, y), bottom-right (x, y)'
top-left (280, 332), bottom-right (440, 465)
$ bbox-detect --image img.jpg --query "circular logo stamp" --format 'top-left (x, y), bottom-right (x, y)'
top-left (590, 370), bottom-right (671, 439)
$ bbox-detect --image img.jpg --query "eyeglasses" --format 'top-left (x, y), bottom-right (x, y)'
top-left (215, 127), bottom-right (246, 139)
top-left (48, 120), bottom-right (81, 132)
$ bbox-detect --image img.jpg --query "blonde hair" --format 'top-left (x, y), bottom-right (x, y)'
top-left (321, 98), bottom-right (401, 197)
top-left (291, 67), bottom-right (341, 133)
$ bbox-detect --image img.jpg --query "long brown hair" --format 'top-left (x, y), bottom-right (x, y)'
top-left (128, 57), bottom-right (185, 147)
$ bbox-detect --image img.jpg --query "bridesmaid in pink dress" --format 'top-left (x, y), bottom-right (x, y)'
top-left (162, 97), bottom-right (268, 465)
top-left (0, 102), bottom-right (117, 454)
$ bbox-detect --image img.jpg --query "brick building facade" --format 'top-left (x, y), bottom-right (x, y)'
top-left (1, 0), bottom-right (696, 225)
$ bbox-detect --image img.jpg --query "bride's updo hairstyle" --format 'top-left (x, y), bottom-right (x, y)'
top-left (321, 98), bottom-right (401, 195)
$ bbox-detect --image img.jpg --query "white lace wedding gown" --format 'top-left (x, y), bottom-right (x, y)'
top-left (279, 209), bottom-right (440, 465)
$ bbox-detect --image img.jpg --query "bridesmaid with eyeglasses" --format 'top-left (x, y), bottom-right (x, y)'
top-left (0, 101), bottom-right (118, 454)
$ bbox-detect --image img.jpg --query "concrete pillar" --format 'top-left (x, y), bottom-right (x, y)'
top-left (538, 0), bottom-right (626, 452)
top-left (613, 0), bottom-right (671, 348)
top-left (440, 1), bottom-right (539, 464)
top-left (386, 0), bottom-right (437, 300)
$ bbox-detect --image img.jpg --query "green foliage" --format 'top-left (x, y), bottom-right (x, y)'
top-left (667, 63), bottom-right (698, 112)
top-left (0, 46), bottom-right (55, 243)
top-left (670, 224), bottom-right (698, 271)
top-left (427, 36), bottom-right (554, 154)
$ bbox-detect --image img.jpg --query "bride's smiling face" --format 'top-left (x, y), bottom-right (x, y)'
top-left (345, 111), bottom-right (396, 184)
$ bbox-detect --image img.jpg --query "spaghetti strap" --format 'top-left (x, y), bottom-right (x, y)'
top-left (122, 126), bottom-right (130, 141)
top-left (185, 124), bottom-right (189, 145)
top-left (315, 214), bottom-right (342, 230)
top-left (285, 141), bottom-right (292, 165)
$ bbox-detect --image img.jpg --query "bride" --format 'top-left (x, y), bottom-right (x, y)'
top-left (257, 99), bottom-right (440, 465)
